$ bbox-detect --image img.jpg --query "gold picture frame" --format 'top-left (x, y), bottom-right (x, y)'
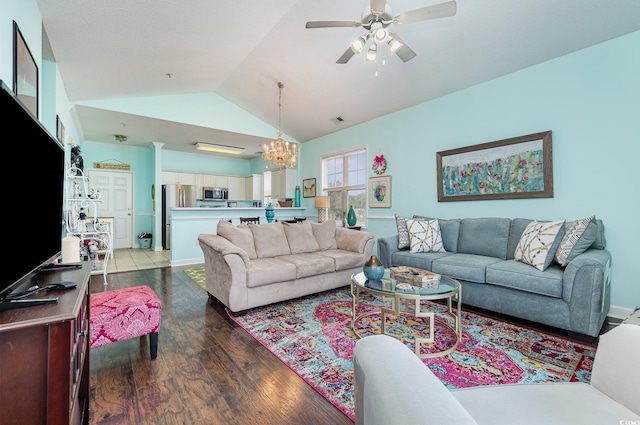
top-left (369, 175), bottom-right (391, 208)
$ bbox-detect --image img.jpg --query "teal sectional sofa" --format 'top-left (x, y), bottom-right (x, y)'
top-left (377, 216), bottom-right (610, 338)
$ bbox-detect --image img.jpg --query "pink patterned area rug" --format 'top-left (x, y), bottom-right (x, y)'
top-left (226, 287), bottom-right (596, 421)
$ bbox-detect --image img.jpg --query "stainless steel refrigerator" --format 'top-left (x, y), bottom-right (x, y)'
top-left (162, 184), bottom-right (197, 250)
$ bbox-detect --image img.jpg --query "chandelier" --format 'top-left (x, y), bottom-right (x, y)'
top-left (263, 82), bottom-right (297, 168)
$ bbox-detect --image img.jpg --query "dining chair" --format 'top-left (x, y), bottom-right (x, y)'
top-left (240, 216), bottom-right (260, 224)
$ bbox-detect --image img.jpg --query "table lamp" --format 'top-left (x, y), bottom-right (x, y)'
top-left (315, 196), bottom-right (330, 223)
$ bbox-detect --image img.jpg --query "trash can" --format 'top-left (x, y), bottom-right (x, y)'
top-left (138, 233), bottom-right (152, 249)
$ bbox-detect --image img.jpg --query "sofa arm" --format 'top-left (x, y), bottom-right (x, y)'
top-left (590, 324), bottom-right (640, 416)
top-left (336, 228), bottom-right (374, 253)
top-left (198, 233), bottom-right (251, 268)
top-left (354, 335), bottom-right (478, 425)
top-left (562, 248), bottom-right (612, 337)
top-left (377, 235), bottom-right (400, 268)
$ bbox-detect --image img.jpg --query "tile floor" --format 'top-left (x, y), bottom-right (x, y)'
top-left (105, 248), bottom-right (171, 273)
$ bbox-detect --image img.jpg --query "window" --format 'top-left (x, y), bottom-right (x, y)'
top-left (321, 147), bottom-right (367, 226)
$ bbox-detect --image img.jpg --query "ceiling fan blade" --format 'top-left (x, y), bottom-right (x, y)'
top-left (306, 20), bottom-right (361, 29)
top-left (395, 44), bottom-right (417, 62)
top-left (336, 47), bottom-right (356, 64)
top-left (395, 0), bottom-right (456, 24)
top-left (370, 0), bottom-right (387, 14)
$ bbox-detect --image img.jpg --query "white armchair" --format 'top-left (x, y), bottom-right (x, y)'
top-left (354, 324), bottom-right (640, 425)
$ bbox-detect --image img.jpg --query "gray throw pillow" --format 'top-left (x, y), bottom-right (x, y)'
top-left (395, 214), bottom-right (410, 250)
top-left (554, 216), bottom-right (597, 266)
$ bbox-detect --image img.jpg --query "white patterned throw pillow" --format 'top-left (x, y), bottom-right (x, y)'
top-left (406, 219), bottom-right (445, 253)
top-left (395, 214), bottom-right (410, 249)
top-left (515, 220), bottom-right (565, 271)
top-left (554, 215), bottom-right (596, 267)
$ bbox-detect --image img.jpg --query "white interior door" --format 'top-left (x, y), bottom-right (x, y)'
top-left (88, 169), bottom-right (133, 249)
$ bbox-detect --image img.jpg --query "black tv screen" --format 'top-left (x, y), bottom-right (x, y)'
top-left (0, 80), bottom-right (64, 301)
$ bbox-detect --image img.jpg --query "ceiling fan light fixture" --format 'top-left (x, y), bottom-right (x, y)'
top-left (365, 44), bottom-right (377, 62)
top-left (350, 34), bottom-right (368, 54)
top-left (373, 27), bottom-right (389, 45)
top-left (195, 143), bottom-right (245, 154)
top-left (388, 34), bottom-right (404, 54)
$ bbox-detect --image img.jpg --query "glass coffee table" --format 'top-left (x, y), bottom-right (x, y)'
top-left (350, 269), bottom-right (461, 358)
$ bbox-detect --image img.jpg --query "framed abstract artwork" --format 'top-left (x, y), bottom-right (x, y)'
top-left (369, 175), bottom-right (391, 208)
top-left (437, 131), bottom-right (553, 202)
top-left (13, 21), bottom-right (38, 119)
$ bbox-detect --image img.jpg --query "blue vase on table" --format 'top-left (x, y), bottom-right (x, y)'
top-left (265, 203), bottom-right (275, 223)
top-left (363, 255), bottom-right (384, 281)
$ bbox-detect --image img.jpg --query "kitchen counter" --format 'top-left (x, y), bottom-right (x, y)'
top-left (168, 206), bottom-right (309, 266)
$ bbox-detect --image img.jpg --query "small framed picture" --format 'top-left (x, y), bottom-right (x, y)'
top-left (56, 115), bottom-right (65, 143)
top-left (13, 21), bottom-right (38, 119)
top-left (369, 175), bottom-right (391, 208)
top-left (302, 178), bottom-right (316, 198)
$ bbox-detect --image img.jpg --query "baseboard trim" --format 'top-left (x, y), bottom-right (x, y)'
top-left (608, 304), bottom-right (633, 320)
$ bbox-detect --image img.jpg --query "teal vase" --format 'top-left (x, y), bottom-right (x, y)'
top-left (347, 205), bottom-right (357, 226)
top-left (294, 185), bottom-right (301, 207)
top-left (363, 255), bottom-right (384, 280)
top-left (265, 203), bottom-right (275, 223)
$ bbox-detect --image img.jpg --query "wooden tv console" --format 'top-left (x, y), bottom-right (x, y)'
top-left (0, 263), bottom-right (91, 425)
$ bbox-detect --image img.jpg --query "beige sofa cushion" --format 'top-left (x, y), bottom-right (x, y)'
top-left (283, 221), bottom-right (320, 254)
top-left (317, 249), bottom-right (367, 271)
top-left (310, 220), bottom-right (338, 250)
top-left (279, 253), bottom-right (336, 278)
top-left (216, 220), bottom-right (257, 259)
top-left (246, 257), bottom-right (297, 288)
top-left (249, 222), bottom-right (292, 258)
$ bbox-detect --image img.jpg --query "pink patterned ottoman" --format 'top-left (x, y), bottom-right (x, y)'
top-left (90, 285), bottom-right (161, 359)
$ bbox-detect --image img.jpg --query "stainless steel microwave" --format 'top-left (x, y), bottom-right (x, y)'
top-left (203, 187), bottom-right (228, 200)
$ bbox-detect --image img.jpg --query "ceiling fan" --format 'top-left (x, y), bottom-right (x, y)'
top-left (305, 0), bottom-right (456, 64)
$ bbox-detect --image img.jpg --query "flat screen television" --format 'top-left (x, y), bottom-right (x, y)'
top-left (0, 80), bottom-right (65, 302)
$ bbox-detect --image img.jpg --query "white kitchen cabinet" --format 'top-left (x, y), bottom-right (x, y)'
top-left (203, 174), bottom-right (217, 187)
top-left (227, 176), bottom-right (245, 200)
top-left (162, 171), bottom-right (179, 184)
top-left (179, 172), bottom-right (196, 185)
top-left (195, 174), bottom-right (205, 199)
top-left (245, 174), bottom-right (263, 201)
top-left (270, 168), bottom-right (296, 199)
top-left (213, 175), bottom-right (228, 187)
top-left (162, 171), bottom-right (196, 185)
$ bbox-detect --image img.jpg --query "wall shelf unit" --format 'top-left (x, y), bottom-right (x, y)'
top-left (65, 167), bottom-right (112, 286)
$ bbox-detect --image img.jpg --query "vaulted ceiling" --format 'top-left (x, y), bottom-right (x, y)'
top-left (38, 0), bottom-right (640, 159)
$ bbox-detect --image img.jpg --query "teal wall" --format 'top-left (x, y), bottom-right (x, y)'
top-left (300, 30), bottom-right (640, 312)
top-left (3, 1), bottom-right (638, 312)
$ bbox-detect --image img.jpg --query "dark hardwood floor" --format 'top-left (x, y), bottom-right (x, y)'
top-left (88, 266), bottom-right (619, 425)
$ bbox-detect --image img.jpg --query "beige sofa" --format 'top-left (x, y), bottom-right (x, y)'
top-left (354, 324), bottom-right (640, 425)
top-left (198, 219), bottom-right (374, 312)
